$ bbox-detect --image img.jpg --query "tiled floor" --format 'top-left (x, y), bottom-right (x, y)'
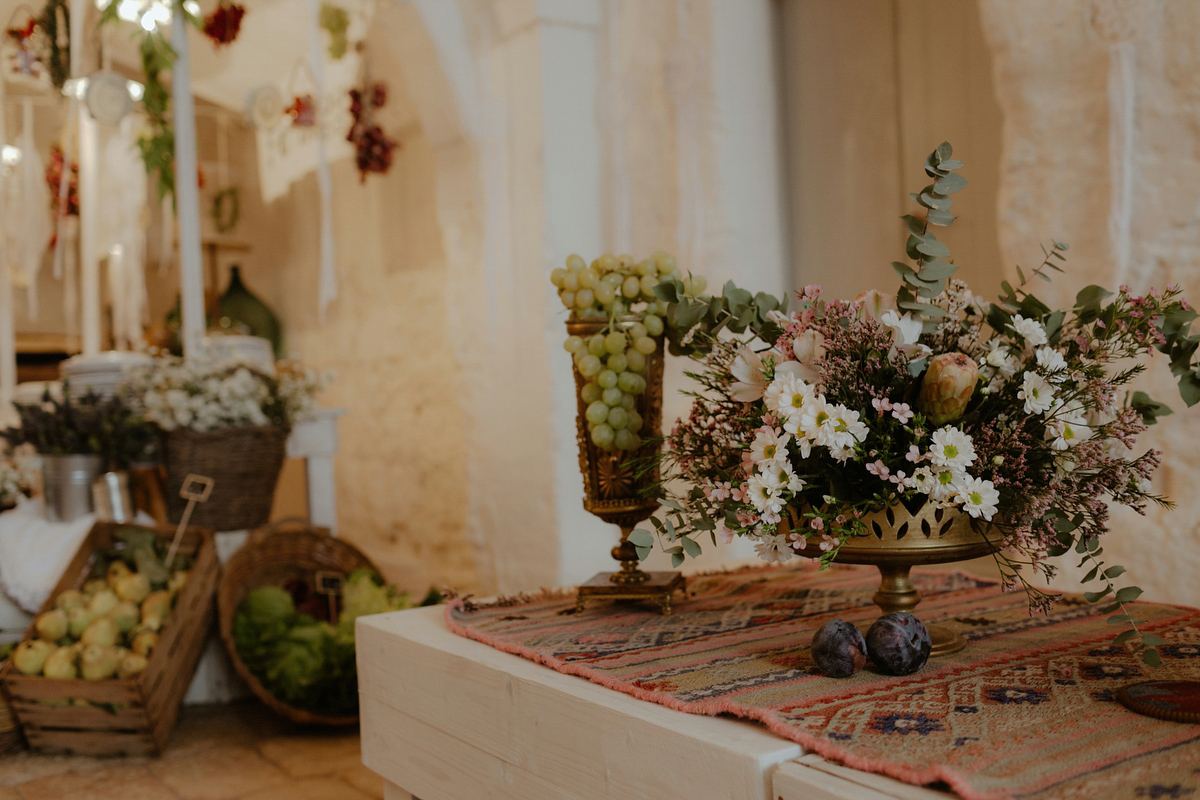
top-left (0, 702), bottom-right (381, 800)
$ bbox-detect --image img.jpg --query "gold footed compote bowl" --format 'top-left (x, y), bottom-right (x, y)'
top-left (567, 317), bottom-right (684, 615)
top-left (790, 503), bottom-right (999, 655)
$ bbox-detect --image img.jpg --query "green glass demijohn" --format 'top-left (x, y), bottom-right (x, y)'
top-left (217, 266), bottom-right (283, 357)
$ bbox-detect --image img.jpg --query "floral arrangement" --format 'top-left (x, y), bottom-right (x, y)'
top-left (120, 356), bottom-right (329, 433)
top-left (635, 144), bottom-right (1200, 665)
top-left (2, 389), bottom-right (156, 468)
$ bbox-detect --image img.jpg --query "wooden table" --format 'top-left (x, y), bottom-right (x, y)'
top-left (358, 606), bottom-right (953, 800)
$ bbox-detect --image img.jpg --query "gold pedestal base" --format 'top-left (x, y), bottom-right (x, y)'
top-left (575, 571), bottom-right (685, 616)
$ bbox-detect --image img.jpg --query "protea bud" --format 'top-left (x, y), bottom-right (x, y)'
top-left (918, 353), bottom-right (978, 425)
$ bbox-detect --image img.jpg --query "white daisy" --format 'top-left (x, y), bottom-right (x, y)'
top-left (1017, 371), bottom-right (1056, 415)
top-left (764, 374), bottom-right (813, 419)
top-left (928, 427), bottom-right (977, 469)
top-left (746, 474), bottom-right (785, 516)
top-left (1009, 315), bottom-right (1048, 347)
top-left (750, 428), bottom-right (791, 466)
top-left (911, 467), bottom-right (936, 494)
top-left (927, 467), bottom-right (962, 502)
top-left (753, 533), bottom-right (796, 564)
top-left (956, 476), bottom-right (1000, 520)
top-left (1035, 346), bottom-right (1067, 378)
top-left (760, 459), bottom-right (806, 494)
top-left (1045, 404), bottom-right (1091, 450)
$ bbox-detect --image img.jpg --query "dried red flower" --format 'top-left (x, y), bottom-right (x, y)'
top-left (203, 2), bottom-right (245, 46)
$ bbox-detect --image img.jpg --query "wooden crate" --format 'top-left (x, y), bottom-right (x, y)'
top-left (0, 521), bottom-right (218, 756)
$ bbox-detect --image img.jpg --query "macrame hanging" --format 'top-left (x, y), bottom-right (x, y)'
top-left (17, 98), bottom-right (50, 319)
top-left (97, 116), bottom-right (147, 349)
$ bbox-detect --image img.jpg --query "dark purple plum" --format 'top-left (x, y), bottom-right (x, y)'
top-left (865, 612), bottom-right (931, 676)
top-left (811, 619), bottom-right (868, 678)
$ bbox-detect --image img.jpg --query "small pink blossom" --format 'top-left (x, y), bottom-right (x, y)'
top-left (906, 445), bottom-right (924, 463)
top-left (818, 533), bottom-right (837, 551)
top-left (762, 412), bottom-right (779, 427)
top-left (736, 511), bottom-right (759, 527)
top-left (866, 460), bottom-right (891, 480)
top-left (730, 483), bottom-right (749, 503)
top-left (717, 525), bottom-right (736, 544)
top-left (891, 403), bottom-right (914, 424)
top-left (872, 397), bottom-right (893, 416)
top-left (809, 517), bottom-right (825, 531)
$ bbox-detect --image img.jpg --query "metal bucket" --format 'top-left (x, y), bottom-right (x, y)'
top-left (92, 470), bottom-right (134, 523)
top-left (42, 454), bottom-right (103, 522)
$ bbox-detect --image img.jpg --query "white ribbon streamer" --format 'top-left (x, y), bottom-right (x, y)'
top-left (308, 0), bottom-right (338, 317)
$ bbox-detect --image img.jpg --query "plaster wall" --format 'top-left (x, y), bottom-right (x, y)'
top-left (981, 0), bottom-right (1200, 606)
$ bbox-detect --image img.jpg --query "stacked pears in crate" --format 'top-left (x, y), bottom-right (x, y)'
top-left (11, 526), bottom-right (191, 687)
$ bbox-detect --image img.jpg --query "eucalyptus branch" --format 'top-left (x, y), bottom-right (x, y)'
top-left (652, 278), bottom-right (788, 358)
top-left (893, 142), bottom-right (967, 330)
top-left (1076, 545), bottom-right (1163, 667)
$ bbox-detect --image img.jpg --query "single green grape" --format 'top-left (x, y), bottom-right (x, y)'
top-left (562, 271), bottom-right (579, 292)
top-left (654, 252), bottom-right (677, 273)
top-left (619, 393), bottom-right (635, 410)
top-left (591, 423), bottom-right (615, 448)
top-left (644, 301), bottom-right (660, 316)
top-left (604, 331), bottom-right (627, 355)
top-left (606, 406), bottom-right (629, 430)
top-left (612, 300), bottom-right (628, 316)
top-left (628, 322), bottom-right (647, 340)
top-left (585, 400), bottom-right (609, 425)
top-left (560, 291), bottom-right (576, 308)
top-left (640, 275), bottom-right (658, 296)
top-left (564, 335), bottom-right (584, 353)
top-left (587, 334), bottom-right (607, 356)
top-left (575, 288), bottom-right (595, 309)
top-left (550, 268), bottom-right (567, 288)
top-left (618, 372), bottom-right (646, 394)
top-left (597, 253), bottom-right (617, 272)
top-left (607, 352), bottom-right (628, 373)
top-left (621, 276), bottom-right (640, 299)
top-left (636, 259), bottom-right (656, 277)
top-left (594, 282), bottom-right (617, 305)
top-left (597, 369), bottom-right (618, 389)
top-left (627, 411), bottom-right (643, 433)
top-left (577, 354), bottom-right (602, 377)
top-left (566, 253), bottom-right (586, 270)
top-left (625, 348), bottom-right (646, 373)
top-left (614, 429), bottom-right (638, 451)
top-left (691, 275), bottom-right (707, 294)
top-left (633, 336), bottom-right (656, 355)
top-left (643, 314), bottom-right (664, 337)
top-left (581, 381), bottom-right (602, 404)
top-left (577, 269), bottom-right (597, 289)
top-left (602, 386), bottom-right (623, 407)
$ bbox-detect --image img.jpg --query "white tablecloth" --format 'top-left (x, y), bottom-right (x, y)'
top-left (0, 498), bottom-right (153, 613)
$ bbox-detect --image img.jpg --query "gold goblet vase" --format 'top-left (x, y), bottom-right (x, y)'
top-left (790, 503), bottom-right (1000, 655)
top-left (567, 317), bottom-right (685, 614)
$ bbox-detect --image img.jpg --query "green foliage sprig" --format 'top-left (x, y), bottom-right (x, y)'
top-left (652, 278), bottom-right (787, 356)
top-left (893, 142), bottom-right (968, 329)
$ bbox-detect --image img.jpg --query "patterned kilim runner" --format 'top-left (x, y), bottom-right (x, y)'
top-left (445, 564), bottom-right (1200, 800)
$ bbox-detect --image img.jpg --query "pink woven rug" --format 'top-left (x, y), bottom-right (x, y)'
top-left (446, 564), bottom-right (1200, 800)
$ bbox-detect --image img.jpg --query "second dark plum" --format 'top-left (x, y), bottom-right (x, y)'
top-left (865, 612), bottom-right (931, 676)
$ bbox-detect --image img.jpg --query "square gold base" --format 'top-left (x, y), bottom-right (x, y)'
top-left (575, 571), bottom-right (686, 616)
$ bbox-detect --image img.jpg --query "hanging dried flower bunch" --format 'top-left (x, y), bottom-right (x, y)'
top-left (202, 1), bottom-right (245, 46)
top-left (45, 144), bottom-right (78, 217)
top-left (346, 82), bottom-right (397, 182)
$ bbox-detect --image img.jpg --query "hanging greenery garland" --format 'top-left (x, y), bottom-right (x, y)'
top-left (98, 0), bottom-right (245, 202)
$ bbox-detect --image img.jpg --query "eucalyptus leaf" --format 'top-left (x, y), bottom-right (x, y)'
top-left (933, 173), bottom-right (967, 194)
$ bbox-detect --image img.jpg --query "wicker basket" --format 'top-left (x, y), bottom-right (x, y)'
top-left (163, 425), bottom-right (288, 531)
top-left (0, 683), bottom-right (21, 754)
top-left (218, 523), bottom-right (379, 726)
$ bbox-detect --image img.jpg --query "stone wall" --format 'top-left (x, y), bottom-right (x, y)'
top-left (982, 0), bottom-right (1200, 606)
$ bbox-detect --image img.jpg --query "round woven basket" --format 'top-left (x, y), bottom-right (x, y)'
top-left (218, 523), bottom-right (378, 726)
top-left (163, 425), bottom-right (288, 531)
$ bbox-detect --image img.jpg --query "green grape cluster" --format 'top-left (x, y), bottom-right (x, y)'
top-left (554, 251), bottom-right (707, 451)
top-left (551, 251), bottom-right (706, 319)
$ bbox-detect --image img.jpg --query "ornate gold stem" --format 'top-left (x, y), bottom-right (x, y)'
top-left (872, 564), bottom-right (921, 614)
top-left (610, 526), bottom-right (650, 584)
